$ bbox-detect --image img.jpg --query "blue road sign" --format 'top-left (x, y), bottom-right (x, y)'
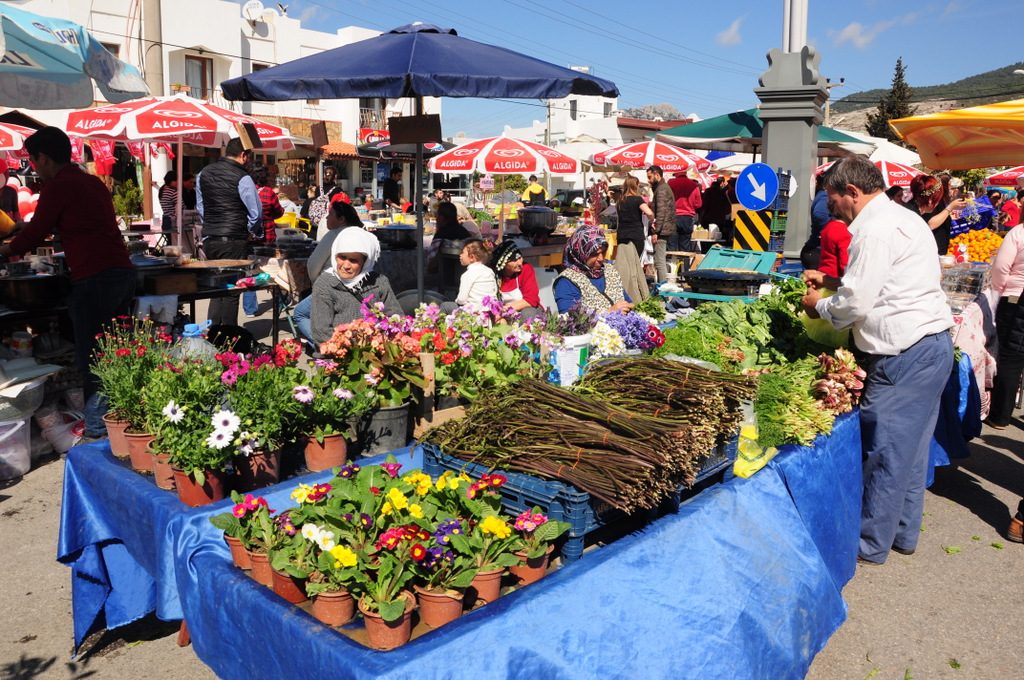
top-left (737, 163), bottom-right (780, 211)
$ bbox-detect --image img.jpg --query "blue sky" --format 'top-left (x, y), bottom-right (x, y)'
top-left (236, 0), bottom-right (1023, 137)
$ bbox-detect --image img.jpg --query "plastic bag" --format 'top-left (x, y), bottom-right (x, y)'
top-left (732, 406), bottom-right (779, 479)
top-left (799, 288), bottom-right (850, 348)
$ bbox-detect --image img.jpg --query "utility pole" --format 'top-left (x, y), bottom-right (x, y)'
top-left (544, 99), bottom-right (552, 195)
top-left (824, 77), bottom-right (846, 127)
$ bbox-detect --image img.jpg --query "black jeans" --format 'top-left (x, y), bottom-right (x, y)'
top-left (989, 297), bottom-right (1024, 425)
top-left (203, 238), bottom-right (249, 326)
top-left (675, 215), bottom-right (695, 252)
top-left (70, 268), bottom-right (136, 402)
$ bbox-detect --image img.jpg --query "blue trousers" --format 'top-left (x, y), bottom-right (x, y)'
top-left (242, 290), bottom-right (258, 315)
top-left (292, 294), bottom-right (313, 343)
top-left (675, 214), bottom-right (695, 252)
top-left (859, 331), bottom-right (953, 563)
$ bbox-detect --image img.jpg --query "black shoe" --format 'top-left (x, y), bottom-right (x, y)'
top-left (857, 555), bottom-right (883, 567)
top-left (891, 545), bottom-right (915, 556)
top-left (984, 419), bottom-right (1009, 430)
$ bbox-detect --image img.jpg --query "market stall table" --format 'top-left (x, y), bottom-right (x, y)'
top-left (59, 413), bottom-right (863, 678)
top-left (177, 282), bottom-right (282, 344)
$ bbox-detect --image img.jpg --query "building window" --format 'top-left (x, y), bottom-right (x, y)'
top-left (185, 55), bottom-right (214, 99)
top-left (569, 100), bottom-right (578, 121)
top-left (101, 42), bottom-right (120, 58)
top-left (604, 102), bottom-right (613, 117)
top-left (252, 63), bottom-right (269, 73)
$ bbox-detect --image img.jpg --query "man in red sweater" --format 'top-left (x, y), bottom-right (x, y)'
top-left (0, 127), bottom-right (135, 436)
top-left (668, 171), bottom-right (702, 252)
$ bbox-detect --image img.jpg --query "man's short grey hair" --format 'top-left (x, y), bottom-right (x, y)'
top-left (822, 155), bottom-right (886, 195)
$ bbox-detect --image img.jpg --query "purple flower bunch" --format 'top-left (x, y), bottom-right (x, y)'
top-left (342, 511), bottom-right (373, 530)
top-left (602, 311), bottom-right (659, 349)
top-left (337, 462), bottom-right (361, 479)
top-left (422, 545), bottom-right (455, 570)
top-left (360, 295), bottom-right (414, 337)
top-left (274, 510), bottom-right (297, 537)
top-left (434, 518), bottom-right (464, 546)
top-left (546, 302), bottom-right (597, 337)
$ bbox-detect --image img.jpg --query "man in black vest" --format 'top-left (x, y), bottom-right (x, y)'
top-left (195, 138), bottom-right (260, 325)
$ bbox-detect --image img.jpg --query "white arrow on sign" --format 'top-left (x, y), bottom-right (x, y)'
top-left (747, 173), bottom-right (766, 201)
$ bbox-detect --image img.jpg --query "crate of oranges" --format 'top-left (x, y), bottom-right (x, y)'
top-left (947, 229), bottom-right (1003, 263)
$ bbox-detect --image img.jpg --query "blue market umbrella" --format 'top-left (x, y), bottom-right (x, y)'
top-left (221, 23), bottom-right (618, 300)
top-left (0, 5), bottom-right (149, 109)
top-left (220, 23), bottom-right (617, 101)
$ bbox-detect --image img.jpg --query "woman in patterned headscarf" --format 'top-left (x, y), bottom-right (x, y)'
top-left (553, 225), bottom-right (633, 314)
top-left (489, 239), bottom-right (544, 320)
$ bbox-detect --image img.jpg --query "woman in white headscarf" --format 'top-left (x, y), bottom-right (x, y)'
top-left (310, 228), bottom-right (403, 344)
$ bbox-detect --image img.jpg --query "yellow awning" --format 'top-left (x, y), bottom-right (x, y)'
top-left (890, 99), bottom-right (1024, 170)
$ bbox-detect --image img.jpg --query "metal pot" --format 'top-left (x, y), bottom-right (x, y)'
top-left (0, 274), bottom-right (71, 310)
top-left (517, 206), bottom-right (558, 235)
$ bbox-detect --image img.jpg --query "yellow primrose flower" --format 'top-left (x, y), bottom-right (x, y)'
top-left (386, 486), bottom-right (409, 510)
top-left (448, 477), bottom-right (462, 491)
top-left (290, 484), bottom-right (311, 504)
top-left (380, 501), bottom-right (393, 517)
top-left (404, 472), bottom-right (432, 496)
top-left (409, 503), bottom-right (423, 519)
top-left (480, 515), bottom-right (511, 539)
top-left (435, 476), bottom-right (448, 491)
top-left (329, 545), bottom-right (357, 569)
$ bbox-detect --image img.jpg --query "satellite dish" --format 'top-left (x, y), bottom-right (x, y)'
top-left (242, 0), bottom-right (265, 22)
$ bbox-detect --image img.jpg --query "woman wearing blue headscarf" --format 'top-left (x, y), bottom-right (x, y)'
top-left (553, 225), bottom-right (633, 314)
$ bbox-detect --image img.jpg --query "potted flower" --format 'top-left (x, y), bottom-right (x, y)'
top-left (306, 539), bottom-right (362, 626)
top-left (319, 302), bottom-right (426, 455)
top-left (208, 491), bottom-right (274, 570)
top-left (217, 340), bottom-right (305, 490)
top-left (449, 474), bottom-right (521, 607)
top-left (411, 517), bottom-right (478, 627)
top-left (509, 507), bottom-right (570, 586)
top-left (142, 358), bottom-right (233, 505)
top-left (354, 525), bottom-right (421, 650)
top-left (268, 520), bottom-right (330, 604)
top-left (287, 359), bottom-right (373, 471)
top-left (91, 317), bottom-right (170, 465)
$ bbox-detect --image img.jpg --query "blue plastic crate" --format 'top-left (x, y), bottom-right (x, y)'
top-left (422, 437), bottom-right (737, 562)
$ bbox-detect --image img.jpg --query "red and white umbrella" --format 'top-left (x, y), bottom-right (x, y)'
top-left (428, 136), bottom-right (579, 175)
top-left (65, 94), bottom-right (295, 150)
top-left (0, 122), bottom-right (36, 170)
top-left (591, 140), bottom-right (712, 173)
top-left (815, 159), bottom-right (924, 188)
top-left (985, 166), bottom-right (1024, 187)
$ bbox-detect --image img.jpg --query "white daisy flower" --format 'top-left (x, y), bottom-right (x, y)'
top-left (162, 400), bottom-right (185, 423)
top-left (211, 409), bottom-right (240, 434)
top-left (205, 429), bottom-right (232, 450)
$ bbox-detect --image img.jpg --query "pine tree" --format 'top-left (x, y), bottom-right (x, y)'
top-left (866, 57), bottom-right (916, 143)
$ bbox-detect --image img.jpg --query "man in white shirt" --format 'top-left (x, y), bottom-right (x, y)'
top-left (802, 155), bottom-right (954, 566)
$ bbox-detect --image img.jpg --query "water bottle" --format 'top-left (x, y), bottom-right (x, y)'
top-left (169, 321), bottom-right (218, 360)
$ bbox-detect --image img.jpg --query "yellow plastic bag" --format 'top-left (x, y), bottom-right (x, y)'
top-left (732, 422), bottom-right (779, 479)
top-left (799, 289), bottom-right (850, 348)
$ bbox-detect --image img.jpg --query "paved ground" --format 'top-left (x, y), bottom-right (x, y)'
top-left (1, 297), bottom-right (1021, 678)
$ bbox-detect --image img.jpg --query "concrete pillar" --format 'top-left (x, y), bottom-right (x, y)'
top-left (755, 45), bottom-right (828, 258)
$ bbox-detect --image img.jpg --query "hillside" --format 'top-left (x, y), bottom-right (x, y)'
top-left (831, 62), bottom-right (1024, 129)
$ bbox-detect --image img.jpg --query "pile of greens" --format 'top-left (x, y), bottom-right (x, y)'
top-left (632, 295), bottom-right (667, 322)
top-left (655, 278), bottom-right (831, 372)
top-left (753, 356), bottom-right (836, 448)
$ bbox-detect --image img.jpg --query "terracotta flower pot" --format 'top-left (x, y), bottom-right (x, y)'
top-left (271, 567), bottom-right (308, 604)
top-left (124, 431), bottom-right (155, 472)
top-left (510, 545), bottom-right (555, 586)
top-left (247, 550), bottom-right (274, 587)
top-left (234, 448), bottom-right (281, 491)
top-left (171, 467), bottom-right (229, 507)
top-left (304, 434), bottom-right (347, 472)
top-left (102, 413), bottom-right (131, 458)
top-left (224, 535), bottom-right (251, 570)
top-left (414, 586), bottom-right (464, 628)
top-left (467, 567), bottom-right (503, 608)
top-left (150, 446), bottom-right (176, 491)
top-left (312, 589), bottom-right (355, 626)
top-left (358, 592), bottom-right (416, 651)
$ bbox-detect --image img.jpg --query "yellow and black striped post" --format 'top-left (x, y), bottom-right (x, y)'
top-left (733, 209), bottom-right (773, 251)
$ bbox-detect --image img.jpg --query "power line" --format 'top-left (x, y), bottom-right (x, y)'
top-left (838, 86), bottom-right (1024, 107)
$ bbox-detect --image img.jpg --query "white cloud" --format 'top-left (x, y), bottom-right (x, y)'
top-left (942, 1), bottom-right (963, 18)
top-left (716, 17), bottom-right (743, 47)
top-left (829, 14), bottom-right (917, 49)
top-left (298, 5), bottom-right (321, 25)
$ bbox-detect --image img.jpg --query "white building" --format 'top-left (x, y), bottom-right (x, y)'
top-left (4, 0), bottom-right (441, 207)
top-left (501, 90), bottom-right (694, 194)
